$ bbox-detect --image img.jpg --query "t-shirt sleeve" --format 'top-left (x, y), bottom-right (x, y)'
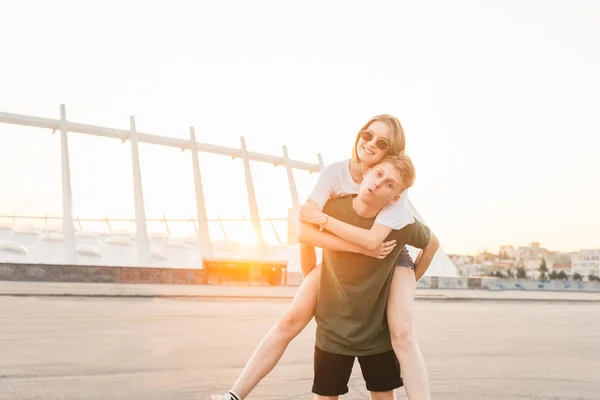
top-left (405, 220), bottom-right (432, 249)
top-left (374, 191), bottom-right (415, 230)
top-left (306, 164), bottom-right (339, 211)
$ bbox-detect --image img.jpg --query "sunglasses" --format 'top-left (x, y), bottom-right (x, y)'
top-left (360, 130), bottom-right (390, 151)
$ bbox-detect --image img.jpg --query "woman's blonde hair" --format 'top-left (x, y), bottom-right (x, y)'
top-left (351, 114), bottom-right (406, 163)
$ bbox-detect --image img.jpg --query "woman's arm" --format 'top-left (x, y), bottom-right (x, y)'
top-left (299, 243), bottom-right (317, 278)
top-left (324, 218), bottom-right (392, 251)
top-left (299, 202), bottom-right (392, 251)
top-left (298, 222), bottom-right (396, 263)
top-left (298, 222), bottom-right (377, 253)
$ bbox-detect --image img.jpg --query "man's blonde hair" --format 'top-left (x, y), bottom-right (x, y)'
top-left (378, 154), bottom-right (416, 191)
top-left (351, 114), bottom-right (406, 163)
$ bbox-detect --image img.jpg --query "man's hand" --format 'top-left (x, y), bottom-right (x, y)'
top-left (299, 202), bottom-right (323, 225)
top-left (362, 239), bottom-right (396, 259)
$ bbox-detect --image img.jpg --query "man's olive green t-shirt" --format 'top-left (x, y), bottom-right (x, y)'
top-left (315, 195), bottom-right (431, 356)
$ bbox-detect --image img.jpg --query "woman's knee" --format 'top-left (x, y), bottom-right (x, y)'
top-left (390, 320), bottom-right (415, 350)
top-left (274, 310), bottom-right (306, 338)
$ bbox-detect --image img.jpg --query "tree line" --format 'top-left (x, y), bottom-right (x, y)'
top-left (489, 259), bottom-right (600, 281)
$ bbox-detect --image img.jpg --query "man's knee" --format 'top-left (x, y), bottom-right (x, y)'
top-left (390, 321), bottom-right (415, 350)
top-left (369, 390), bottom-right (395, 400)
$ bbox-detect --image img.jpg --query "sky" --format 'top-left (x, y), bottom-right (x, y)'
top-left (0, 0), bottom-right (598, 254)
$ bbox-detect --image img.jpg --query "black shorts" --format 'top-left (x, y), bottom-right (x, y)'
top-left (312, 346), bottom-right (403, 396)
top-left (395, 246), bottom-right (415, 270)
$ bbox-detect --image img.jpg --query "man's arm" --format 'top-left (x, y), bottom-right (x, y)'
top-left (413, 231), bottom-right (440, 281)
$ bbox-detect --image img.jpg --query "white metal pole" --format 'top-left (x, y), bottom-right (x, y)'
top-left (59, 104), bottom-right (76, 264)
top-left (317, 153), bottom-right (325, 171)
top-left (217, 217), bottom-right (229, 241)
top-left (283, 145), bottom-right (300, 215)
top-left (129, 116), bottom-right (151, 265)
top-left (189, 127), bottom-right (213, 258)
top-left (240, 137), bottom-right (266, 259)
top-left (284, 145), bottom-right (301, 246)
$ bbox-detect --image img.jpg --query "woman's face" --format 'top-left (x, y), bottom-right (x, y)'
top-left (355, 120), bottom-right (391, 166)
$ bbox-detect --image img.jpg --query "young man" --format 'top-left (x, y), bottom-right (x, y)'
top-left (212, 155), bottom-right (438, 399)
top-left (304, 155), bottom-right (438, 399)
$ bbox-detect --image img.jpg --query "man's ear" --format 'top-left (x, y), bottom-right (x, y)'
top-left (387, 188), bottom-right (406, 205)
top-left (387, 194), bottom-right (401, 206)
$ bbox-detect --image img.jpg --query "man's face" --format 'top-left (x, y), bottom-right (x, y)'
top-left (357, 161), bottom-right (405, 207)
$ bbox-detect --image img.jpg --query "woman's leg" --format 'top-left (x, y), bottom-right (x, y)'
top-left (224, 266), bottom-right (320, 399)
top-left (387, 265), bottom-right (431, 400)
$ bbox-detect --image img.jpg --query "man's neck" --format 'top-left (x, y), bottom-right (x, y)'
top-left (352, 197), bottom-right (381, 219)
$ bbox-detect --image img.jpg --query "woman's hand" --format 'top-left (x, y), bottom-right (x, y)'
top-left (299, 202), bottom-right (324, 224)
top-left (362, 239), bottom-right (396, 259)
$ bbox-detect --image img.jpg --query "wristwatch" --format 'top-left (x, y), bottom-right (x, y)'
top-left (317, 214), bottom-right (329, 231)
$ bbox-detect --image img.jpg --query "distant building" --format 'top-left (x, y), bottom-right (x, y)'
top-left (449, 254), bottom-right (482, 277)
top-left (455, 262), bottom-right (487, 277)
top-left (547, 251), bottom-right (574, 272)
top-left (449, 254), bottom-right (474, 264)
top-left (490, 260), bottom-right (518, 270)
top-left (572, 249), bottom-right (600, 278)
top-left (474, 251), bottom-right (496, 263)
top-left (517, 242), bottom-right (549, 263)
top-left (524, 259), bottom-right (544, 279)
top-left (498, 245), bottom-right (517, 259)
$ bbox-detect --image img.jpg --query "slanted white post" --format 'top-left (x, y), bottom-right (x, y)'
top-left (317, 153), bottom-right (325, 171)
top-left (129, 116), bottom-right (151, 265)
top-left (240, 137), bottom-right (266, 259)
top-left (189, 127), bottom-right (213, 258)
top-left (217, 217), bottom-right (229, 241)
top-left (283, 145), bottom-right (300, 215)
top-left (59, 104), bottom-right (76, 264)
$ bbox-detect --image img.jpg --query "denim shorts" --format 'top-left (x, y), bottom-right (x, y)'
top-left (395, 246), bottom-right (415, 270)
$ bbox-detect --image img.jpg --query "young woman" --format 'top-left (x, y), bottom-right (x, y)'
top-left (212, 114), bottom-right (433, 400)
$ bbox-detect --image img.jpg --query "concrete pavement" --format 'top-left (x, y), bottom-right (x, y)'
top-left (1, 295), bottom-right (599, 399)
top-left (2, 280), bottom-right (600, 302)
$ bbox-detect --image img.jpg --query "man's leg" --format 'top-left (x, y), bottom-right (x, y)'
top-left (312, 346), bottom-right (354, 399)
top-left (357, 350), bottom-right (401, 400)
top-left (215, 267), bottom-right (320, 399)
top-left (387, 266), bottom-right (431, 400)
top-left (369, 392), bottom-right (395, 400)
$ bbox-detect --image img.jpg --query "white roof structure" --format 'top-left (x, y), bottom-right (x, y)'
top-left (0, 107), bottom-right (457, 276)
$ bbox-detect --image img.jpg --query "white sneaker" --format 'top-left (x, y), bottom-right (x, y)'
top-left (211, 393), bottom-right (239, 400)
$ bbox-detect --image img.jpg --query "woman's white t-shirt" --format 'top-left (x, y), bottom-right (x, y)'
top-left (307, 160), bottom-right (415, 230)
